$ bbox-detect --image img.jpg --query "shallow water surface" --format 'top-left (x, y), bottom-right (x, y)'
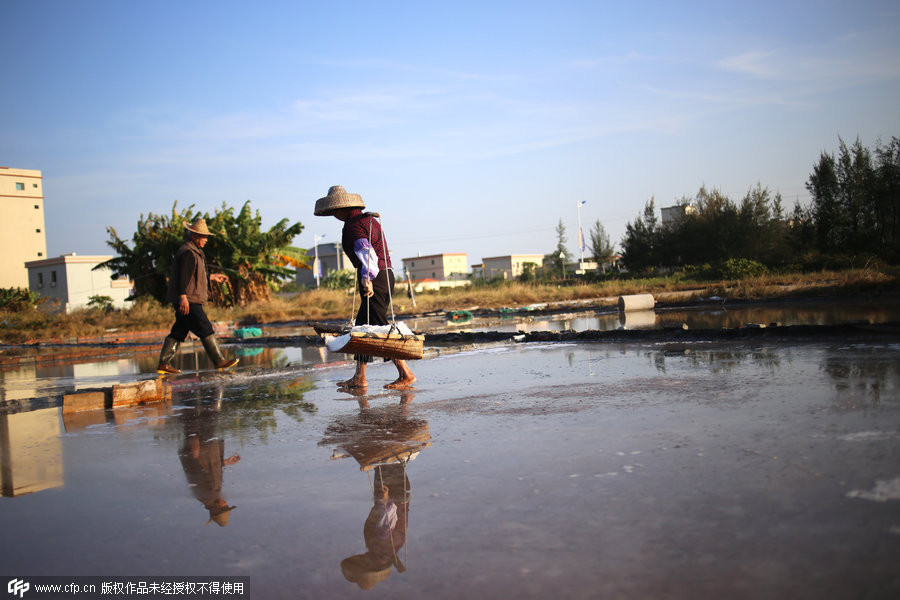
top-left (2, 341), bottom-right (900, 599)
top-left (404, 298), bottom-right (900, 333)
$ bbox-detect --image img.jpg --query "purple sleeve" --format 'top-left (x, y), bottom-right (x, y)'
top-left (354, 239), bottom-right (380, 281)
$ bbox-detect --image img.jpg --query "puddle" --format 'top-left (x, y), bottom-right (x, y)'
top-left (2, 342), bottom-right (900, 598)
top-left (404, 298), bottom-right (900, 334)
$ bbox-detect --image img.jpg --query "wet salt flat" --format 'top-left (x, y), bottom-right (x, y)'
top-left (140, 297), bottom-right (900, 340)
top-left (2, 339), bottom-right (900, 599)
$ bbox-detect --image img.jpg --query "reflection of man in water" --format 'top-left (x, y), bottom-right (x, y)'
top-left (341, 464), bottom-right (409, 590)
top-left (178, 407), bottom-right (240, 526)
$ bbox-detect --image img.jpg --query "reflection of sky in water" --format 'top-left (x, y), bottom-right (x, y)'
top-left (408, 300), bottom-right (900, 334)
top-left (1, 343), bottom-right (899, 597)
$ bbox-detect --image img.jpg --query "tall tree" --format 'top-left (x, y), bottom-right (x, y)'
top-left (807, 150), bottom-right (842, 252)
top-left (205, 201), bottom-right (304, 305)
top-left (100, 201), bottom-right (304, 306)
top-left (621, 198), bottom-right (659, 272)
top-left (736, 183), bottom-right (787, 264)
top-left (873, 137), bottom-right (900, 260)
top-left (549, 218), bottom-right (570, 276)
top-left (588, 219), bottom-right (615, 264)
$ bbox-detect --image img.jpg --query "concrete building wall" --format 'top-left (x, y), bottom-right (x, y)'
top-left (482, 254), bottom-right (545, 279)
top-left (26, 254), bottom-right (133, 313)
top-left (402, 253), bottom-right (468, 281)
top-left (661, 204), bottom-right (695, 227)
top-left (0, 167), bottom-right (47, 288)
top-left (296, 242), bottom-right (352, 287)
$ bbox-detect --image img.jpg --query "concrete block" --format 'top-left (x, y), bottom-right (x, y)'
top-left (111, 379), bottom-right (171, 408)
top-left (62, 391), bottom-right (109, 414)
top-left (111, 383), bottom-right (138, 407)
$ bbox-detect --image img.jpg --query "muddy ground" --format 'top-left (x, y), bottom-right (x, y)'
top-left (1, 295), bottom-right (900, 598)
top-left (1, 328), bottom-right (899, 598)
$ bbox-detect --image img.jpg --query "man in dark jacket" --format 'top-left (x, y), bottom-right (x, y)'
top-left (156, 218), bottom-right (239, 374)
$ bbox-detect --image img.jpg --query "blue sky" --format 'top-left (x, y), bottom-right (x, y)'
top-left (3, 0), bottom-right (898, 266)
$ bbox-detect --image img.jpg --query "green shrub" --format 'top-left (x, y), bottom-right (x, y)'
top-left (717, 258), bottom-right (768, 279)
top-left (87, 295), bottom-right (114, 311)
top-left (0, 287), bottom-right (42, 312)
top-left (322, 269), bottom-right (356, 290)
top-left (678, 264), bottom-right (716, 280)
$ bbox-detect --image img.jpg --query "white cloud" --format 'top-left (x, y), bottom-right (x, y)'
top-left (717, 51), bottom-right (780, 79)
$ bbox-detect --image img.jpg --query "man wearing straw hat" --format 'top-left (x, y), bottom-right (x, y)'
top-left (314, 186), bottom-right (416, 389)
top-left (178, 404), bottom-right (240, 527)
top-left (156, 217), bottom-right (239, 374)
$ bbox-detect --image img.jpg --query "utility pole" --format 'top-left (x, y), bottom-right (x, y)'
top-left (404, 266), bottom-right (417, 308)
top-left (577, 200), bottom-right (586, 271)
top-left (313, 234), bottom-right (325, 288)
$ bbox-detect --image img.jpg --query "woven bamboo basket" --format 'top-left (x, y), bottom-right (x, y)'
top-left (336, 331), bottom-right (425, 361)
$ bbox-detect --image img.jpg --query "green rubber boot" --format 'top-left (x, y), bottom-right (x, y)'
top-left (156, 337), bottom-right (182, 374)
top-left (200, 335), bottom-right (239, 370)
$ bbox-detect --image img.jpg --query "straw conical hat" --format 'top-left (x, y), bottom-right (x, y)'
top-left (185, 218), bottom-right (214, 236)
top-left (315, 185), bottom-right (365, 216)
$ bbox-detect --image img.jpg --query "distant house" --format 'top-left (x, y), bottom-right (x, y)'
top-left (25, 254), bottom-right (133, 313)
top-left (296, 242), bottom-right (351, 288)
top-left (402, 253), bottom-right (468, 281)
top-left (481, 254), bottom-right (545, 280)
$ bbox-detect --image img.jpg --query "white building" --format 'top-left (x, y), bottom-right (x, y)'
top-left (402, 253), bottom-right (468, 281)
top-left (481, 254), bottom-right (545, 280)
top-left (0, 167), bottom-right (47, 288)
top-left (25, 254), bottom-right (133, 313)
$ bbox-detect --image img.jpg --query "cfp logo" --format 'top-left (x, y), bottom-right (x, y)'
top-left (7, 579), bottom-right (29, 598)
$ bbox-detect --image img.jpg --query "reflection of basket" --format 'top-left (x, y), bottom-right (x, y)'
top-left (339, 332), bottom-right (425, 361)
top-left (347, 425), bottom-right (432, 471)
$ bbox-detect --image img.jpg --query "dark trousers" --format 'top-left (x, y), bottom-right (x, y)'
top-left (354, 270), bottom-right (395, 363)
top-left (355, 270), bottom-right (395, 326)
top-left (169, 304), bottom-right (215, 342)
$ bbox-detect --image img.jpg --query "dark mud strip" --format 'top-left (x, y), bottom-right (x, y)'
top-left (214, 321), bottom-right (900, 348)
top-left (3, 323), bottom-right (898, 365)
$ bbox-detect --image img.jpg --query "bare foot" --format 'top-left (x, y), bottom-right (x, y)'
top-left (338, 376), bottom-right (367, 388)
top-left (384, 375), bottom-right (416, 389)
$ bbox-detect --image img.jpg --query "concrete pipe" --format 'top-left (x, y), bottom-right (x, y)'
top-left (617, 293), bottom-right (655, 312)
top-left (617, 309), bottom-right (657, 329)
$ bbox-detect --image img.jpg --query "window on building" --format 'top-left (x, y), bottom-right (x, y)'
top-left (51, 271), bottom-right (57, 286)
top-left (37, 273), bottom-right (43, 287)
top-left (431, 259), bottom-right (435, 265)
top-left (34, 204), bottom-right (40, 209)
top-left (32, 183), bottom-right (38, 188)
top-left (36, 228), bottom-right (41, 233)
top-left (16, 182), bottom-right (25, 190)
top-left (37, 252), bottom-right (43, 257)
